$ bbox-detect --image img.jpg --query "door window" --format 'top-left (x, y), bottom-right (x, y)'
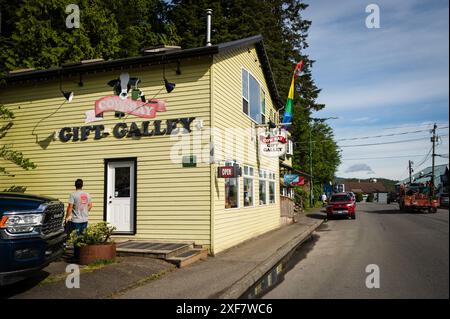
top-left (115, 167), bottom-right (130, 197)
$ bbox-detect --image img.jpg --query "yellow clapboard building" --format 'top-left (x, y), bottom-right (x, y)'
top-left (0, 35), bottom-right (288, 255)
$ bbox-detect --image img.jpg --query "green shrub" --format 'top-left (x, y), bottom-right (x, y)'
top-left (355, 193), bottom-right (363, 202)
top-left (68, 222), bottom-right (116, 248)
top-left (367, 193), bottom-right (374, 202)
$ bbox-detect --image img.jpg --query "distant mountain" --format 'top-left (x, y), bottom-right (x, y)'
top-left (335, 177), bottom-right (399, 193)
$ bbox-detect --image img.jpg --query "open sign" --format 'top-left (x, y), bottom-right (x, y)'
top-left (217, 165), bottom-right (241, 178)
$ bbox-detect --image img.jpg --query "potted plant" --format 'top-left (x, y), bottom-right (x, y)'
top-left (68, 222), bottom-right (117, 265)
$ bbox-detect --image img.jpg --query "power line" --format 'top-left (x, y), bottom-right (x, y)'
top-left (338, 134), bottom-right (448, 148)
top-left (293, 125), bottom-right (449, 145)
top-left (413, 146), bottom-right (433, 169)
top-left (335, 126), bottom-right (448, 142)
top-left (380, 122), bottom-right (449, 130)
top-left (342, 153), bottom-right (449, 161)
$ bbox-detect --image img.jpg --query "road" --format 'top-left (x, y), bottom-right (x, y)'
top-left (263, 202), bottom-right (449, 299)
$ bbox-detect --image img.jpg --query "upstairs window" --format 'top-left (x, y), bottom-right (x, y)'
top-left (242, 69), bottom-right (265, 123)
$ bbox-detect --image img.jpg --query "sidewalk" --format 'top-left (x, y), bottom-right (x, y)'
top-left (117, 210), bottom-right (324, 299)
top-left (7, 256), bottom-right (176, 299)
top-left (3, 209), bottom-right (324, 299)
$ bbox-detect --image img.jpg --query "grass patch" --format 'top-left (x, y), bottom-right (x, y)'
top-left (38, 258), bottom-right (120, 286)
top-left (107, 266), bottom-right (176, 299)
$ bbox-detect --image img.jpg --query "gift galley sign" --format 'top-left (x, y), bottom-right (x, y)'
top-left (58, 118), bottom-right (196, 142)
top-left (259, 129), bottom-right (287, 158)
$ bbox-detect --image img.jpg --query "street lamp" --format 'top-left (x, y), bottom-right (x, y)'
top-left (308, 117), bottom-right (339, 207)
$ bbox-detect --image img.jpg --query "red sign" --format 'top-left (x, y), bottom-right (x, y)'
top-left (259, 135), bottom-right (287, 144)
top-left (85, 96), bottom-right (167, 123)
top-left (218, 166), bottom-right (239, 178)
top-left (95, 95), bottom-right (167, 117)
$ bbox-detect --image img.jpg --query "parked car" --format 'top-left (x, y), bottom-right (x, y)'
top-left (347, 191), bottom-right (356, 202)
top-left (326, 193), bottom-right (356, 220)
top-left (0, 192), bottom-right (66, 285)
top-left (439, 193), bottom-right (449, 208)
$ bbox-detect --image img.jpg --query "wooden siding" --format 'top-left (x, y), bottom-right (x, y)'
top-left (0, 58), bottom-right (213, 247)
top-left (211, 46), bottom-right (281, 254)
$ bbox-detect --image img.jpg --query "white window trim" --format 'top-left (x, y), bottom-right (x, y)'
top-left (241, 67), bottom-right (267, 125)
top-left (268, 171), bottom-right (276, 205)
top-left (225, 160), bottom-right (240, 210)
top-left (286, 139), bottom-right (294, 156)
top-left (259, 169), bottom-right (268, 206)
top-left (243, 165), bottom-right (255, 208)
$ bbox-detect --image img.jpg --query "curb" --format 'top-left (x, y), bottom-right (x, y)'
top-left (217, 218), bottom-right (324, 299)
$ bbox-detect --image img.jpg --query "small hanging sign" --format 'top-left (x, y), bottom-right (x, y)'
top-left (259, 129), bottom-right (287, 158)
top-left (217, 164), bottom-right (241, 178)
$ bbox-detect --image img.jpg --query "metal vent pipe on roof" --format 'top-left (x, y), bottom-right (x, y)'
top-left (206, 9), bottom-right (212, 46)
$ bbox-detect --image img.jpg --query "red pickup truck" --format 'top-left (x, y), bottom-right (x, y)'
top-left (326, 193), bottom-right (356, 220)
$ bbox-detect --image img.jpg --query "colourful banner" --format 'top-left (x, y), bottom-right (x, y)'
top-left (282, 60), bottom-right (303, 127)
top-left (284, 174), bottom-right (305, 186)
top-left (85, 96), bottom-right (167, 123)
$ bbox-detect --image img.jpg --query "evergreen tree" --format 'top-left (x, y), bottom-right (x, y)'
top-left (0, 0), bottom-right (180, 71)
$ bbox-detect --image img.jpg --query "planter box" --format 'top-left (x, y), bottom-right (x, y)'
top-left (78, 243), bottom-right (116, 265)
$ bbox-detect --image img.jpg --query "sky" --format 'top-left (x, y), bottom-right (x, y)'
top-left (302, 0), bottom-right (449, 181)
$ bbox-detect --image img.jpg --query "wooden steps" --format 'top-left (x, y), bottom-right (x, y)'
top-left (116, 240), bottom-right (207, 268)
top-left (166, 248), bottom-right (208, 268)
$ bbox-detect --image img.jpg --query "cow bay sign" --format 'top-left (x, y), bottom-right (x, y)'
top-left (259, 129), bottom-right (287, 157)
top-left (59, 117), bottom-right (196, 142)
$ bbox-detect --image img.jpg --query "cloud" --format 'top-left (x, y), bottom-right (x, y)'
top-left (345, 163), bottom-right (375, 174)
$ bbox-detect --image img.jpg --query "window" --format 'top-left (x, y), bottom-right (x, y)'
top-left (289, 188), bottom-right (294, 199)
top-left (242, 69), bottom-right (249, 115)
top-left (225, 161), bottom-right (239, 209)
top-left (330, 194), bottom-right (351, 202)
top-left (114, 167), bottom-right (130, 197)
top-left (269, 172), bottom-right (276, 204)
top-left (261, 89), bottom-right (266, 124)
top-left (259, 169), bottom-right (267, 205)
top-left (286, 139), bottom-right (294, 156)
top-left (242, 68), bottom-right (265, 123)
top-left (243, 166), bottom-right (254, 207)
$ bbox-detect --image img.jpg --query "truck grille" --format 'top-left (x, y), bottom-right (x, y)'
top-left (42, 202), bottom-right (65, 235)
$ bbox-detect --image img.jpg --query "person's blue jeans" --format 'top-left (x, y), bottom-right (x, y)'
top-left (72, 222), bottom-right (88, 235)
top-left (67, 222), bottom-right (87, 261)
top-left (65, 221), bottom-right (88, 237)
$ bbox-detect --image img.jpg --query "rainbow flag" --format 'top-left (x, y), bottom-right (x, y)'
top-left (282, 60), bottom-right (304, 126)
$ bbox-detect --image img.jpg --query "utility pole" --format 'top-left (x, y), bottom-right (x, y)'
top-left (431, 123), bottom-right (437, 198)
top-left (309, 127), bottom-right (313, 207)
top-left (408, 160), bottom-right (414, 184)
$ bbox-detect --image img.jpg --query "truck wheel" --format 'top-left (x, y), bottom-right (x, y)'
top-left (351, 214), bottom-right (356, 220)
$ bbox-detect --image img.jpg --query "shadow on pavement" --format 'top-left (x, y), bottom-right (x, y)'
top-left (241, 233), bottom-right (320, 299)
top-left (367, 209), bottom-right (431, 215)
top-left (0, 270), bottom-right (50, 299)
top-left (0, 250), bottom-right (75, 299)
top-left (306, 211), bottom-right (327, 220)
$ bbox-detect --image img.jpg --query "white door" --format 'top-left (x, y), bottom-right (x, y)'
top-left (106, 161), bottom-right (135, 233)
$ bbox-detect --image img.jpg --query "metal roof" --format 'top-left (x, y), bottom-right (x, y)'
top-left (399, 164), bottom-right (449, 187)
top-left (2, 35), bottom-right (283, 109)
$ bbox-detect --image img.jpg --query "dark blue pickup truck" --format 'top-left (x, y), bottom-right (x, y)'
top-left (0, 192), bottom-right (66, 285)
